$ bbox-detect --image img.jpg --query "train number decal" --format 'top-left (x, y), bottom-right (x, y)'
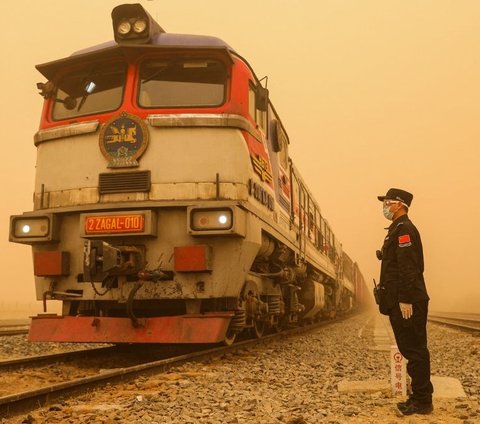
top-left (84, 214), bottom-right (145, 234)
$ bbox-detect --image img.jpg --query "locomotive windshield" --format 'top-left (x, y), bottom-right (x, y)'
top-left (138, 59), bottom-right (227, 108)
top-left (52, 61), bottom-right (127, 121)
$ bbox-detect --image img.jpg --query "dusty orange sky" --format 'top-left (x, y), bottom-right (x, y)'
top-left (1, 1), bottom-right (479, 313)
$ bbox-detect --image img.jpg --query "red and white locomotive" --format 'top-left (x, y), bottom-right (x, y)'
top-left (9, 4), bottom-right (366, 345)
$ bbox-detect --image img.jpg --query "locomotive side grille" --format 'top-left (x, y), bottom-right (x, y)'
top-left (99, 171), bottom-right (151, 194)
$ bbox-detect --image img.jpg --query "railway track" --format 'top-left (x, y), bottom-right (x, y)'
top-left (0, 346), bottom-right (117, 372)
top-left (428, 311), bottom-right (480, 332)
top-left (0, 313), bottom-right (357, 419)
top-left (0, 323), bottom-right (30, 337)
top-left (0, 327), bottom-right (29, 336)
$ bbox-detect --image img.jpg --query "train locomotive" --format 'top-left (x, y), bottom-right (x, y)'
top-left (9, 3), bottom-right (367, 345)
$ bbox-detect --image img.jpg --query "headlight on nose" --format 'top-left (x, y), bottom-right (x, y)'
top-left (187, 206), bottom-right (246, 237)
top-left (9, 214), bottom-right (58, 244)
top-left (191, 209), bottom-right (233, 231)
top-left (17, 219), bottom-right (49, 237)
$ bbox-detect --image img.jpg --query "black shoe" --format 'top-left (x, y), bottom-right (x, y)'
top-left (398, 400), bottom-right (433, 415)
top-left (396, 397), bottom-right (414, 411)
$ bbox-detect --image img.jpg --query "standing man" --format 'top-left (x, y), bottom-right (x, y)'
top-left (377, 188), bottom-right (433, 415)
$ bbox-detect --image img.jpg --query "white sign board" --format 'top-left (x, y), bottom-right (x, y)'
top-left (391, 344), bottom-right (407, 397)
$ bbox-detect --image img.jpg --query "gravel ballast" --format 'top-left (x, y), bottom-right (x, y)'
top-left (1, 310), bottom-right (478, 424)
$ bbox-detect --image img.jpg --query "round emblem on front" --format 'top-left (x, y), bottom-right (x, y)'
top-left (99, 112), bottom-right (149, 168)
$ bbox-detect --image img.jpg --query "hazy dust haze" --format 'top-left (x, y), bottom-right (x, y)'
top-left (1, 1), bottom-right (479, 314)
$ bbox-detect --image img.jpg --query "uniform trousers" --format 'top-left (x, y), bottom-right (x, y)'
top-left (389, 299), bottom-right (434, 404)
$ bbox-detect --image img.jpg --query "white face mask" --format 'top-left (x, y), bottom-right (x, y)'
top-left (383, 204), bottom-right (394, 220)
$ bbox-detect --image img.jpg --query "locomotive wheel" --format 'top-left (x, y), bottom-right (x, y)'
top-left (222, 308), bottom-right (245, 346)
top-left (268, 317), bottom-right (282, 334)
top-left (251, 319), bottom-right (265, 338)
top-left (242, 280), bottom-right (266, 339)
top-left (268, 320), bottom-right (282, 333)
top-left (223, 330), bottom-right (237, 346)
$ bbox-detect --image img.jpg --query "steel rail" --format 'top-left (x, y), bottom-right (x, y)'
top-left (0, 328), bottom-right (29, 336)
top-left (428, 312), bottom-right (480, 332)
top-left (428, 316), bottom-right (480, 332)
top-left (0, 346), bottom-right (118, 372)
top-left (0, 313), bottom-right (359, 419)
top-left (0, 323), bottom-right (29, 328)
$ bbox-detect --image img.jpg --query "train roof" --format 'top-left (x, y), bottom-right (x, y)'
top-left (36, 33), bottom-right (236, 81)
top-left (73, 33), bottom-right (236, 56)
top-left (34, 6), bottom-right (291, 149)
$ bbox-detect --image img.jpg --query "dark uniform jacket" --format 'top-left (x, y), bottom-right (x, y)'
top-left (380, 215), bottom-right (429, 308)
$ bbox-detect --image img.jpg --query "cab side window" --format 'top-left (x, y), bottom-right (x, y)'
top-left (271, 118), bottom-right (289, 171)
top-left (249, 83), bottom-right (267, 133)
top-left (278, 126), bottom-right (289, 170)
top-left (248, 86), bottom-right (256, 121)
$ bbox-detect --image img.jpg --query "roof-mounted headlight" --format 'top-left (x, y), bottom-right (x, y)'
top-left (133, 19), bottom-right (147, 34)
top-left (111, 3), bottom-right (165, 44)
top-left (117, 20), bottom-right (132, 35)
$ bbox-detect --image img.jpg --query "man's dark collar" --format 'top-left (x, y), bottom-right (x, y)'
top-left (388, 214), bottom-right (409, 231)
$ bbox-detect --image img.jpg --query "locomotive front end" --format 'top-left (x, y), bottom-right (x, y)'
top-left (10, 3), bottom-right (365, 346)
top-left (9, 4), bottom-right (270, 344)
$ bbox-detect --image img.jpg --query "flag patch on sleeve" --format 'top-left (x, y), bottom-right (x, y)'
top-left (398, 234), bottom-right (412, 247)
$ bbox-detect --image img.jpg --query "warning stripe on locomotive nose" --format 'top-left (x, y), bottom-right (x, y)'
top-left (84, 214), bottom-right (145, 234)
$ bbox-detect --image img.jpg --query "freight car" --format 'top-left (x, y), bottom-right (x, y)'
top-left (9, 3), bottom-right (367, 345)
